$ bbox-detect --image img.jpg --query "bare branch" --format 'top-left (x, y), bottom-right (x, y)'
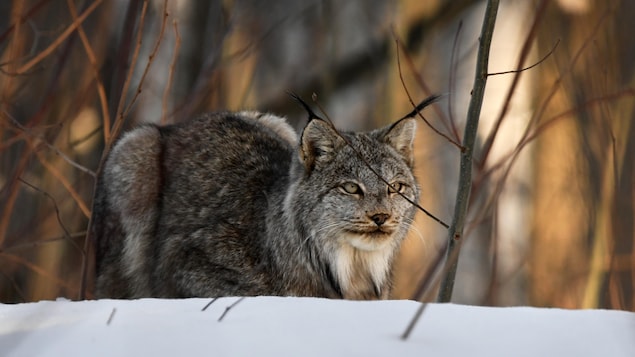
top-left (2, 108), bottom-right (96, 177)
top-left (122, 0), bottom-right (170, 119)
top-left (0, 268), bottom-right (27, 302)
top-left (437, 0), bottom-right (500, 303)
top-left (392, 30), bottom-right (460, 142)
top-left (394, 43), bottom-right (463, 150)
top-left (0, 0), bottom-right (51, 45)
top-left (66, 0), bottom-right (111, 144)
top-left (0, 252), bottom-right (79, 292)
top-left (17, 177), bottom-right (83, 253)
top-left (487, 39), bottom-right (559, 77)
top-left (2, 231), bottom-right (87, 253)
top-left (161, 20), bottom-right (181, 125)
top-left (109, 0), bottom-right (150, 149)
top-left (201, 298), bottom-right (219, 312)
top-left (402, 234), bottom-right (465, 339)
top-left (218, 297), bottom-right (246, 322)
top-left (15, 0), bottom-right (104, 74)
top-left (107, 308), bottom-right (116, 325)
top-left (448, 21), bottom-right (463, 136)
top-left (31, 147), bottom-right (92, 218)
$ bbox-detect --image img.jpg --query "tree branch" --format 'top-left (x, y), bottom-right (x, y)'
top-left (437, 0), bottom-right (500, 303)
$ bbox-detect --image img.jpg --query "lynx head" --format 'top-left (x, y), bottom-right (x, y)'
top-left (293, 117), bottom-right (419, 250)
top-left (286, 115), bottom-right (420, 298)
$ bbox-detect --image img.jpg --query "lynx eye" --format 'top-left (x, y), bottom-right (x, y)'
top-left (387, 182), bottom-right (405, 195)
top-left (340, 182), bottom-right (363, 195)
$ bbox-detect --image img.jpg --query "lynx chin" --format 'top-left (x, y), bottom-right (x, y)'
top-left (92, 105), bottom-right (424, 300)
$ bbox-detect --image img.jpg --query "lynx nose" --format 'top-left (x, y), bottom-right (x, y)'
top-left (370, 213), bottom-right (390, 226)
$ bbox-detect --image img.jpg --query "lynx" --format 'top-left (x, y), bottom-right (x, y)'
top-left (92, 98), bottom-right (435, 300)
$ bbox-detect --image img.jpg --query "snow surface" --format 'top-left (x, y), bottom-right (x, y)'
top-left (1, 297), bottom-right (634, 357)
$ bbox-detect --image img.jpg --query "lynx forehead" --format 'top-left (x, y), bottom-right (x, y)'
top-left (92, 103), bottom-right (428, 300)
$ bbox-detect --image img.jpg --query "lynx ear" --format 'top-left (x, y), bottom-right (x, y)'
top-left (381, 118), bottom-right (417, 167)
top-left (300, 119), bottom-right (344, 171)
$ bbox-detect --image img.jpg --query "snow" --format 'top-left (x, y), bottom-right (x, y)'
top-left (1, 297), bottom-right (634, 357)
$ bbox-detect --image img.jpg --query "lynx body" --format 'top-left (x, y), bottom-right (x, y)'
top-left (93, 111), bottom-right (419, 299)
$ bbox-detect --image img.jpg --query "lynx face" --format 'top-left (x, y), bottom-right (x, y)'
top-left (287, 118), bottom-right (419, 298)
top-left (317, 142), bottom-right (417, 252)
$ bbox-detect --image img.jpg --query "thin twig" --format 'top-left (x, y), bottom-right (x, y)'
top-left (109, 0), bottom-right (150, 151)
top-left (66, 0), bottom-right (111, 143)
top-left (121, 0), bottom-right (170, 119)
top-left (69, 125), bottom-right (102, 149)
top-left (487, 39), bottom-right (559, 77)
top-left (0, 253), bottom-right (79, 292)
top-left (0, 0), bottom-right (51, 44)
top-left (398, 94), bottom-right (447, 121)
top-left (448, 21), bottom-right (463, 136)
top-left (523, 89), bottom-right (635, 152)
top-left (2, 108), bottom-right (96, 177)
top-left (1, 231), bottom-right (87, 253)
top-left (401, 246), bottom-right (447, 339)
top-left (392, 30), bottom-right (458, 142)
top-left (81, 0), bottom-right (150, 300)
top-left (110, 0), bottom-right (170, 142)
top-left (201, 297), bottom-right (218, 311)
top-left (437, 0), bottom-right (500, 303)
top-left (0, 130), bottom-right (27, 151)
top-left (218, 297), bottom-right (246, 322)
top-left (401, 238), bottom-right (463, 339)
top-left (79, 224), bottom-right (93, 300)
top-left (162, 20), bottom-right (181, 125)
top-left (0, 269), bottom-right (27, 302)
top-left (402, 303), bottom-right (428, 340)
top-left (409, 244), bottom-right (449, 302)
top-left (15, 0), bottom-right (103, 74)
top-left (521, 6), bottom-right (611, 159)
top-left (31, 147), bottom-right (92, 218)
top-left (17, 177), bottom-right (83, 252)
top-left (107, 308), bottom-right (117, 325)
top-left (394, 40), bottom-right (463, 150)
top-left (0, 151), bottom-right (31, 246)
top-left (483, 202), bottom-right (500, 305)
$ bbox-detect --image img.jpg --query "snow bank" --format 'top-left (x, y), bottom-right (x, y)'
top-left (1, 297), bottom-right (634, 356)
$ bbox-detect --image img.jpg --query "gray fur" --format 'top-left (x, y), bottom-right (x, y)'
top-left (92, 111), bottom-right (419, 300)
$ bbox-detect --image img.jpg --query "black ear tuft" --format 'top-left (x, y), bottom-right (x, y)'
top-left (288, 92), bottom-right (323, 121)
top-left (399, 94), bottom-right (444, 120)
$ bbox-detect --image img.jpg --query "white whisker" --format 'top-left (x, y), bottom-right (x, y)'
top-left (300, 221), bottom-right (348, 248)
top-left (403, 219), bottom-right (429, 251)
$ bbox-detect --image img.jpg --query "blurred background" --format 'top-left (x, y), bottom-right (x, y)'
top-left (0, 0), bottom-right (633, 309)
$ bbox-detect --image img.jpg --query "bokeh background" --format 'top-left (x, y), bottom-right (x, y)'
top-left (1, 0), bottom-right (633, 309)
